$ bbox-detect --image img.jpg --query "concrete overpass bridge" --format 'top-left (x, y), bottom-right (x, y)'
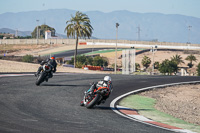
top-left (1, 38), bottom-right (200, 50)
top-left (86, 39), bottom-right (200, 50)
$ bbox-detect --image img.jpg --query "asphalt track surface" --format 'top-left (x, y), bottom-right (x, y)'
top-left (51, 48), bottom-right (116, 58)
top-left (0, 74), bottom-right (199, 133)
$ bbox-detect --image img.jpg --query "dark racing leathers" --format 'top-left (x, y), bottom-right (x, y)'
top-left (80, 80), bottom-right (113, 106)
top-left (36, 58), bottom-right (57, 78)
top-left (88, 80), bottom-right (113, 101)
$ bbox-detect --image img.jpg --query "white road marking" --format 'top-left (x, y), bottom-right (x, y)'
top-left (110, 81), bottom-right (200, 133)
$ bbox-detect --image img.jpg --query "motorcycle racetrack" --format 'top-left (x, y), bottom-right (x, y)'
top-left (0, 73), bottom-right (199, 133)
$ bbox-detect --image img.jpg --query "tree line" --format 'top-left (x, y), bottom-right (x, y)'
top-left (139, 54), bottom-right (198, 75)
top-left (67, 55), bottom-right (108, 68)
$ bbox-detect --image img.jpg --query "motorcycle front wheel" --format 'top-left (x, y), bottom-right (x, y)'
top-left (86, 94), bottom-right (101, 109)
top-left (35, 72), bottom-right (45, 86)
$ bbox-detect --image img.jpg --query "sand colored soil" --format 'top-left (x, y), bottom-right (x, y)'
top-left (101, 50), bottom-right (200, 74)
top-left (0, 59), bottom-right (112, 74)
top-left (2, 44), bottom-right (200, 72)
top-left (140, 84), bottom-right (200, 125)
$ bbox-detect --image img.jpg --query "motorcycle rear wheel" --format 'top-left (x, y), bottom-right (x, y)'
top-left (86, 94), bottom-right (101, 109)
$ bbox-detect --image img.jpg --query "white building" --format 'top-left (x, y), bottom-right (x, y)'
top-left (45, 30), bottom-right (51, 39)
top-left (45, 30), bottom-right (61, 40)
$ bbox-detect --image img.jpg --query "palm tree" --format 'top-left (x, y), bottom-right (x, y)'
top-left (170, 54), bottom-right (184, 66)
top-left (185, 54), bottom-right (197, 68)
top-left (65, 11), bottom-right (93, 68)
top-left (159, 59), bottom-right (178, 75)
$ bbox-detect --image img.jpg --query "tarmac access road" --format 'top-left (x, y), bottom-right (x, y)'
top-left (0, 74), bottom-right (199, 133)
top-left (49, 48), bottom-right (117, 58)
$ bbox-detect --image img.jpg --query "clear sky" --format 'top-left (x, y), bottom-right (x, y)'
top-left (0, 0), bottom-right (200, 18)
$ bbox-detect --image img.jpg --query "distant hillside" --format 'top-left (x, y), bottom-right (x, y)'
top-left (0, 9), bottom-right (200, 43)
top-left (0, 28), bottom-right (31, 36)
top-left (0, 28), bottom-right (68, 38)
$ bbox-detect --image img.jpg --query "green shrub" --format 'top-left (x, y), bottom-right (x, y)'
top-left (158, 59), bottom-right (178, 75)
top-left (22, 54), bottom-right (34, 63)
top-left (86, 56), bottom-right (93, 65)
top-left (141, 56), bottom-right (151, 69)
top-left (76, 61), bottom-right (83, 68)
top-left (67, 55), bottom-right (87, 66)
top-left (67, 57), bottom-right (74, 65)
top-left (135, 63), bottom-right (140, 70)
top-left (93, 56), bottom-right (104, 66)
top-left (67, 55), bottom-right (108, 67)
top-left (154, 61), bottom-right (160, 69)
top-left (197, 63), bottom-right (200, 76)
top-left (0, 35), bottom-right (3, 39)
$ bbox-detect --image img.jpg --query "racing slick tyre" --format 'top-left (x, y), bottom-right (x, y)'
top-left (80, 101), bottom-right (84, 106)
top-left (86, 94), bottom-right (101, 109)
top-left (35, 73), bottom-right (45, 86)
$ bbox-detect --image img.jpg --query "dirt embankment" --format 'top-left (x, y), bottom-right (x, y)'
top-left (0, 59), bottom-right (112, 74)
top-left (140, 84), bottom-right (200, 125)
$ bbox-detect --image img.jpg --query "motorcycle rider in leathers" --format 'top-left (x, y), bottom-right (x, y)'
top-left (80, 76), bottom-right (113, 106)
top-left (35, 56), bottom-right (57, 81)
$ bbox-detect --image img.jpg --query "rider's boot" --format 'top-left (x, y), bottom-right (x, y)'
top-left (80, 100), bottom-right (84, 106)
top-left (35, 71), bottom-right (40, 77)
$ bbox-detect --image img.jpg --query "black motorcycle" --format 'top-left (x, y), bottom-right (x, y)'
top-left (35, 64), bottom-right (53, 86)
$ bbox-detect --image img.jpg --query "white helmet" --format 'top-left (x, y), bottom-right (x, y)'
top-left (104, 76), bottom-right (111, 82)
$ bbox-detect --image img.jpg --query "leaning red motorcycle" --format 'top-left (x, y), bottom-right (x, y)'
top-left (80, 86), bottom-right (110, 109)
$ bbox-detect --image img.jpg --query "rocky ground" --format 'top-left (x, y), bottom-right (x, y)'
top-left (140, 84), bottom-right (200, 126)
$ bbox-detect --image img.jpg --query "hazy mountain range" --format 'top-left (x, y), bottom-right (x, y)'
top-left (0, 9), bottom-right (200, 43)
top-left (0, 28), bottom-right (31, 36)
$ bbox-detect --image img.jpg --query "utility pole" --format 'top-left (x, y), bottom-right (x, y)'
top-left (15, 29), bottom-right (18, 38)
top-left (36, 20), bottom-right (39, 45)
top-left (137, 25), bottom-right (141, 41)
top-left (151, 46), bottom-right (157, 75)
top-left (187, 25), bottom-right (192, 44)
top-left (115, 23), bottom-right (119, 74)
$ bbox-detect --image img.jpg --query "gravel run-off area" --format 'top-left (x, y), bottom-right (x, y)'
top-left (140, 84), bottom-right (200, 126)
